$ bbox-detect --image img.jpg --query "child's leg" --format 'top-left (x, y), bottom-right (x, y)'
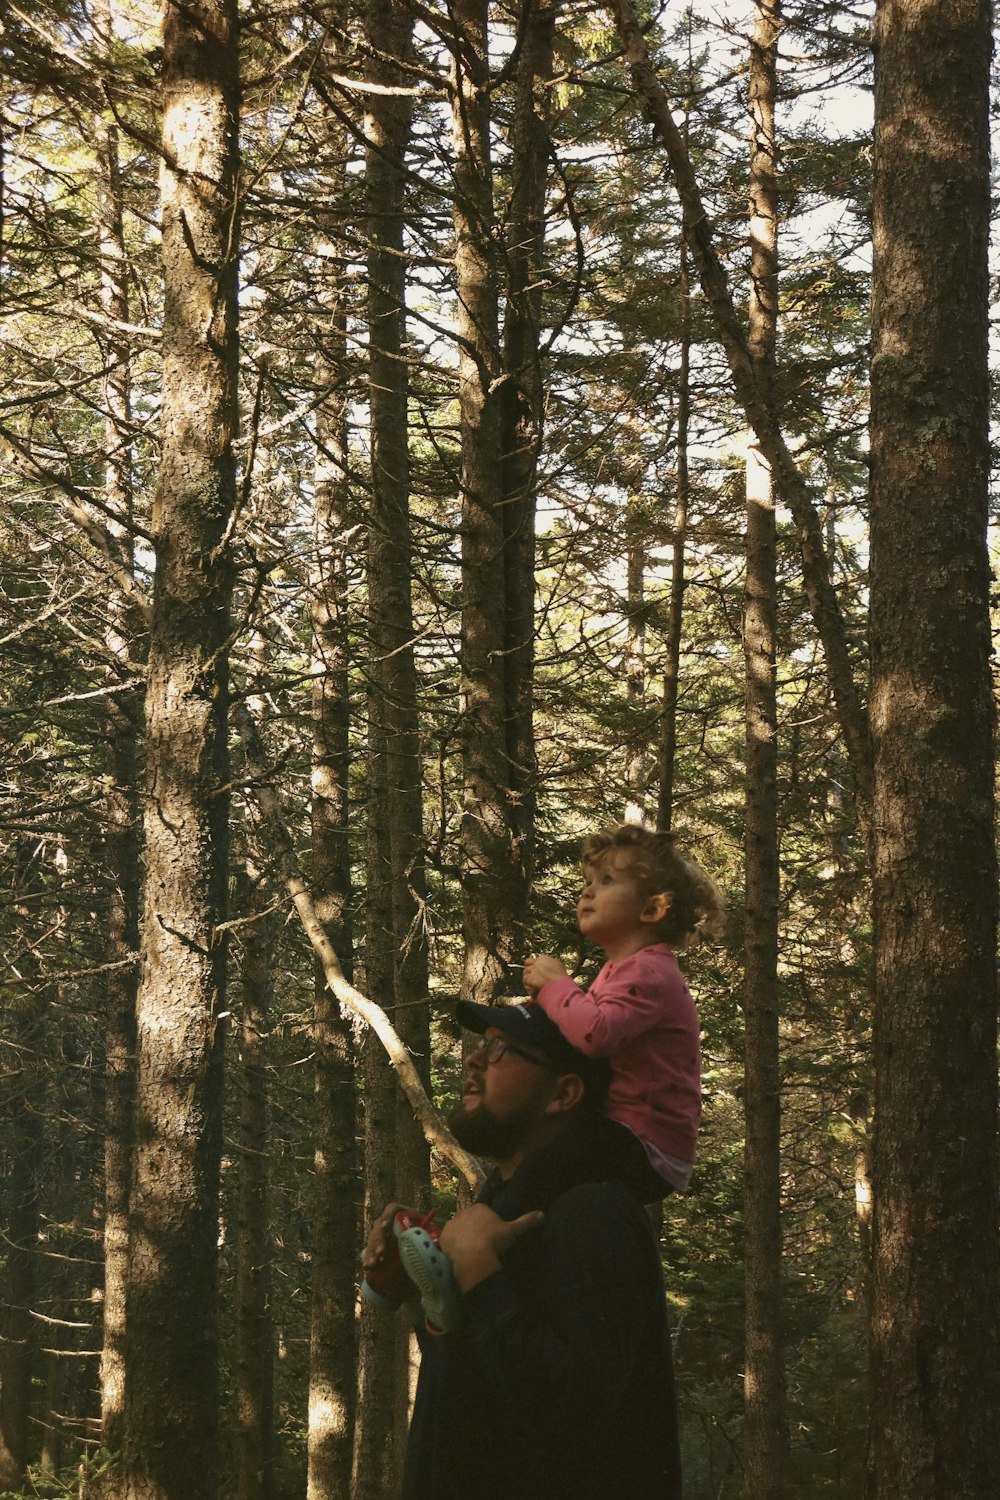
top-left (601, 1121), bottom-right (676, 1205)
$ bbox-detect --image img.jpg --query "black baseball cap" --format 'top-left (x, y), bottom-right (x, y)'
top-left (456, 999), bottom-right (611, 1102)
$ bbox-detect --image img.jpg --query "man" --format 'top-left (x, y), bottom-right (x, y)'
top-left (364, 1000), bottom-right (683, 1500)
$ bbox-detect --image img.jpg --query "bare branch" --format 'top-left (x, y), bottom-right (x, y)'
top-left (233, 698), bottom-right (486, 1193)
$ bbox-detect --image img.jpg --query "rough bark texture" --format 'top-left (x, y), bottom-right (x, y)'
top-left (452, 0), bottom-right (519, 1003)
top-left (354, 6), bottom-right (434, 1480)
top-left (352, 1044), bottom-right (403, 1500)
top-left (608, 0), bottom-right (872, 838)
top-left (499, 0), bottom-right (553, 923)
top-left (94, 0), bottom-right (142, 1443)
top-left (305, 130), bottom-right (357, 1500)
top-left (100, 636), bottom-right (141, 1463)
top-left (867, 1), bottom-right (1000, 1495)
top-left (364, 0), bottom-right (430, 1241)
top-left (307, 969), bottom-right (357, 1500)
top-left (741, 1), bottom-right (786, 1493)
top-left (353, 742), bottom-right (405, 1500)
top-left (122, 1), bottom-right (239, 1494)
top-left (234, 827), bottom-right (277, 1500)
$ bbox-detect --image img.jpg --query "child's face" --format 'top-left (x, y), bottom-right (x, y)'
top-left (577, 852), bottom-right (661, 960)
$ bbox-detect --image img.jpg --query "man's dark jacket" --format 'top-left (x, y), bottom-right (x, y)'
top-left (401, 1125), bottom-right (683, 1500)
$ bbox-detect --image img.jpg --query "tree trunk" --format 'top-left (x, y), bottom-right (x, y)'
top-left (351, 1043), bottom-right (403, 1500)
top-left (305, 100), bottom-right (358, 1500)
top-left (452, 0), bottom-right (518, 1004)
top-left (0, 1101), bottom-right (42, 1490)
top-left (0, 933), bottom-right (46, 1492)
top-left (499, 0), bottom-right (554, 927)
top-left (352, 744), bottom-right (405, 1500)
top-left (39, 1126), bottom-right (85, 1477)
top-left (821, 544), bottom-right (873, 1296)
top-left (741, 1), bottom-right (786, 1494)
top-left (100, 650), bottom-right (140, 1462)
top-left (364, 0), bottom-right (429, 1234)
top-left (122, 0), bottom-right (239, 1492)
top-left (351, 4), bottom-right (432, 1487)
top-left (867, 0), bottom-right (1000, 1494)
top-left (234, 711), bottom-right (277, 1500)
top-left (657, 243), bottom-right (689, 834)
top-left (624, 505), bottom-right (647, 824)
top-left (93, 0), bottom-right (141, 1451)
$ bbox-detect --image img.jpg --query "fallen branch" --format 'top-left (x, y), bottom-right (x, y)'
top-left (233, 698), bottom-right (486, 1193)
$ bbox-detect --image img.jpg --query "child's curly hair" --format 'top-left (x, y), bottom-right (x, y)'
top-left (582, 824), bottom-right (726, 947)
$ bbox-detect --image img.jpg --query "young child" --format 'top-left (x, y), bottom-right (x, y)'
top-left (524, 823), bottom-right (724, 1202)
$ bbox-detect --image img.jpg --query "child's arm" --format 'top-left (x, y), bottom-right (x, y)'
top-left (530, 952), bottom-right (679, 1056)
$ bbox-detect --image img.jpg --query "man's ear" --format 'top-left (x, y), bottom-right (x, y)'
top-left (545, 1071), bottom-right (585, 1116)
top-left (642, 891), bottom-right (672, 925)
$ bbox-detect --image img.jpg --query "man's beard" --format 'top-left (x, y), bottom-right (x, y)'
top-left (447, 1096), bottom-right (537, 1161)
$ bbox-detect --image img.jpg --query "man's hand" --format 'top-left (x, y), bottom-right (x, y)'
top-left (523, 953), bottom-right (569, 993)
top-left (439, 1204), bottom-right (544, 1292)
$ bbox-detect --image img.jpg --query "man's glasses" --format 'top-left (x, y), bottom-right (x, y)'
top-left (471, 1035), bottom-right (551, 1068)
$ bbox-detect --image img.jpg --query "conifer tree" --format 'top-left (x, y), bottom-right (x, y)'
top-left (121, 0), bottom-right (240, 1492)
top-left (867, 0), bottom-right (1000, 1492)
top-left (742, 0), bottom-right (787, 1494)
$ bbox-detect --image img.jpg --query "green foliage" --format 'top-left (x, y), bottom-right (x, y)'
top-left (0, 1447), bottom-right (119, 1500)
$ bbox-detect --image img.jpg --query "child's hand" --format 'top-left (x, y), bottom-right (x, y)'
top-left (523, 953), bottom-right (569, 993)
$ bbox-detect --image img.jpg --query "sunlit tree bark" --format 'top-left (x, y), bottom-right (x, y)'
top-left (121, 0), bottom-right (239, 1492)
top-left (93, 0), bottom-right (142, 1453)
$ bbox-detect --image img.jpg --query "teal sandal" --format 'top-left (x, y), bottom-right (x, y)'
top-left (397, 1225), bottom-right (460, 1335)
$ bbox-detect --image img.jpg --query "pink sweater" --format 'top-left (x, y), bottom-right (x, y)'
top-left (535, 944), bottom-right (701, 1164)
